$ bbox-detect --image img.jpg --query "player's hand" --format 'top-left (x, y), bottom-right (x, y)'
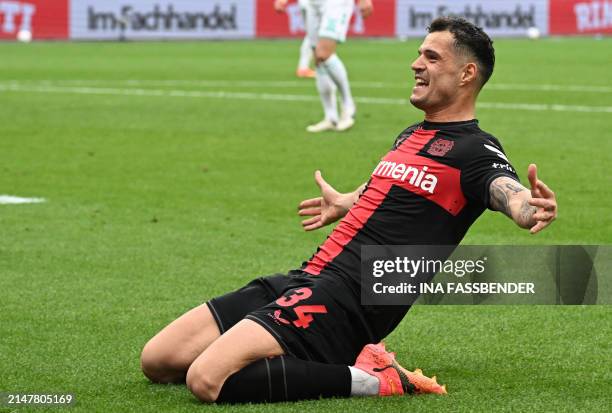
top-left (358, 0), bottom-right (374, 18)
top-left (527, 164), bottom-right (557, 234)
top-left (298, 171), bottom-right (351, 231)
top-left (274, 0), bottom-right (289, 13)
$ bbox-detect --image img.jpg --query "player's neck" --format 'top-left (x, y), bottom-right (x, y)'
top-left (424, 96), bottom-right (476, 123)
top-left (424, 107), bottom-right (476, 123)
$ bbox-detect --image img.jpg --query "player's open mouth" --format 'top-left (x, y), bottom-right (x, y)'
top-left (414, 77), bottom-right (429, 89)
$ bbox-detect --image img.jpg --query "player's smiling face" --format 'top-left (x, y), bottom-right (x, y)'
top-left (410, 31), bottom-right (466, 113)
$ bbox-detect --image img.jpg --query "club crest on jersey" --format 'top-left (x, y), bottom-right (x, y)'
top-left (372, 161), bottom-right (438, 193)
top-left (427, 139), bottom-right (454, 156)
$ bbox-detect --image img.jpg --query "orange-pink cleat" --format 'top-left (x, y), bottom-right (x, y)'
top-left (354, 343), bottom-right (447, 396)
top-left (296, 68), bottom-right (316, 78)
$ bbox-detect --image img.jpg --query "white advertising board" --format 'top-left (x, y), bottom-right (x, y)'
top-left (70, 0), bottom-right (255, 40)
top-left (396, 0), bottom-right (549, 38)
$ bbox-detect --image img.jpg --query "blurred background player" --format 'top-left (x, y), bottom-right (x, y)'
top-left (275, 0), bottom-right (374, 132)
top-left (296, 0), bottom-right (316, 78)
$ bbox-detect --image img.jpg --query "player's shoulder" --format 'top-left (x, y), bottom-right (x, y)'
top-left (476, 127), bottom-right (506, 151)
top-left (448, 124), bottom-right (518, 177)
top-left (391, 121), bottom-right (423, 149)
top-left (472, 129), bottom-right (513, 162)
top-left (444, 121), bottom-right (507, 154)
top-left (399, 121), bottom-right (424, 137)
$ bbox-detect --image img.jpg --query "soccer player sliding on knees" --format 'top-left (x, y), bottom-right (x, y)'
top-left (141, 17), bottom-right (557, 403)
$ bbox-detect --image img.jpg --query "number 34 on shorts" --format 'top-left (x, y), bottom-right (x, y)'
top-left (273, 288), bottom-right (327, 329)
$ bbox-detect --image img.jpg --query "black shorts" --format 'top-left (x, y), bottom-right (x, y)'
top-left (207, 270), bottom-right (378, 365)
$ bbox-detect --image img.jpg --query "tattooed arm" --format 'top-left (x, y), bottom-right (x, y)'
top-left (489, 164), bottom-right (557, 234)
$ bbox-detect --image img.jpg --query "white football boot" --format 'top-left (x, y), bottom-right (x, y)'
top-left (336, 108), bottom-right (356, 132)
top-left (306, 119), bottom-right (337, 133)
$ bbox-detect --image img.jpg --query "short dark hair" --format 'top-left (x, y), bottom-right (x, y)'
top-left (428, 17), bottom-right (495, 88)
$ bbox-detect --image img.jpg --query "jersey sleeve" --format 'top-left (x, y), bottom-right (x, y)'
top-left (461, 136), bottom-right (520, 210)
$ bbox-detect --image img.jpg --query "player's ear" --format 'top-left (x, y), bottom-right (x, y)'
top-left (460, 62), bottom-right (478, 86)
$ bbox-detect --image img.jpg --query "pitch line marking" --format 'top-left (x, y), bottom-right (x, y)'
top-left (0, 195), bottom-right (46, 205)
top-left (1, 83), bottom-right (611, 114)
top-left (5, 79), bottom-right (612, 94)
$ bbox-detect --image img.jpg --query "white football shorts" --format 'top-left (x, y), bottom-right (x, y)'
top-left (304, 0), bottom-right (354, 44)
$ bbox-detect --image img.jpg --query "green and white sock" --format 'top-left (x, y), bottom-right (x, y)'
top-left (321, 54), bottom-right (355, 117)
top-left (315, 65), bottom-right (339, 123)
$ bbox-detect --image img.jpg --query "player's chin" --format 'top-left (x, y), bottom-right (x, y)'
top-left (409, 94), bottom-right (427, 110)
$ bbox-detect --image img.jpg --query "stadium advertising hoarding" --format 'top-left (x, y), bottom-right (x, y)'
top-left (5, 0), bottom-right (611, 41)
top-left (395, 0), bottom-right (550, 38)
top-left (549, 0), bottom-right (612, 34)
top-left (255, 0), bottom-right (396, 37)
top-left (69, 0), bottom-right (256, 40)
top-left (0, 0), bottom-right (68, 39)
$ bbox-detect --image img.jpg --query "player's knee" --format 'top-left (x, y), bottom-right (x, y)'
top-left (186, 368), bottom-right (221, 403)
top-left (140, 342), bottom-right (168, 383)
top-left (140, 340), bottom-right (186, 384)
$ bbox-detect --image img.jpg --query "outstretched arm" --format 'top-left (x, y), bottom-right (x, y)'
top-left (489, 164), bottom-right (557, 234)
top-left (297, 170), bottom-right (366, 231)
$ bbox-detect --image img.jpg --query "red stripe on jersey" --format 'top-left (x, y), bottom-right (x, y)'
top-left (304, 127), bottom-right (466, 275)
top-left (304, 179), bottom-right (392, 275)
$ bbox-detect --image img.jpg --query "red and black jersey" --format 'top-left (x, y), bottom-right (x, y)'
top-left (209, 120), bottom-right (523, 359)
top-left (302, 119), bottom-right (519, 284)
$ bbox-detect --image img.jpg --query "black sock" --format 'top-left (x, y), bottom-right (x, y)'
top-left (216, 356), bottom-right (351, 403)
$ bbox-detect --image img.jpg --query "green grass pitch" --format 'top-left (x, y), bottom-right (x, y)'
top-left (0, 37), bottom-right (611, 412)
